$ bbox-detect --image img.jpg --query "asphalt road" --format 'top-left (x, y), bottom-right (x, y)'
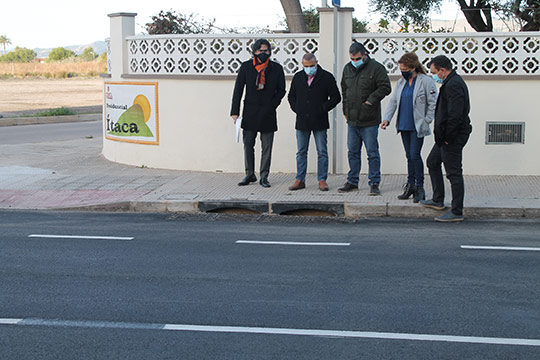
top-left (0, 120), bottom-right (102, 145)
top-left (0, 211), bottom-right (539, 359)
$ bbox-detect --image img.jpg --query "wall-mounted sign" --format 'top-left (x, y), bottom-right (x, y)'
top-left (104, 81), bottom-right (159, 145)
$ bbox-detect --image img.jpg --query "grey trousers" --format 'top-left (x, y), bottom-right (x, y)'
top-left (243, 130), bottom-right (274, 179)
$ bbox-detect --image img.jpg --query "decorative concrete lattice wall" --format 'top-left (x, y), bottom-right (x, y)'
top-left (106, 39), bottom-right (111, 74)
top-left (126, 34), bottom-right (319, 76)
top-left (353, 33), bottom-right (540, 76)
top-left (124, 32), bottom-right (539, 77)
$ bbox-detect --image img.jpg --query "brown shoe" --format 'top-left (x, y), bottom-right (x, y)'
top-left (288, 180), bottom-right (305, 191)
top-left (319, 180), bottom-right (329, 191)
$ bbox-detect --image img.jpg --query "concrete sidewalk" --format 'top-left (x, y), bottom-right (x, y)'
top-left (0, 134), bottom-right (539, 219)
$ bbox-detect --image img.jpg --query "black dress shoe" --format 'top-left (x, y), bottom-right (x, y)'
top-left (238, 174), bottom-right (257, 186)
top-left (259, 178), bottom-right (271, 188)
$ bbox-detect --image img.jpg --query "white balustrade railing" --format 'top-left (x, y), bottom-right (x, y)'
top-left (126, 34), bottom-right (319, 76)
top-left (353, 32), bottom-right (540, 76)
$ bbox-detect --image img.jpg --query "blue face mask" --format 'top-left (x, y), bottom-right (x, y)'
top-left (304, 66), bottom-right (317, 76)
top-left (432, 74), bottom-right (444, 84)
top-left (351, 59), bottom-right (364, 68)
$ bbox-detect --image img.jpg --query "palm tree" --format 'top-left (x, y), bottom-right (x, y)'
top-left (0, 35), bottom-right (11, 55)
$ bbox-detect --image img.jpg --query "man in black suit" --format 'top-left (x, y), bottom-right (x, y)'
top-left (287, 53), bottom-right (341, 191)
top-left (230, 39), bottom-right (286, 188)
top-left (421, 55), bottom-right (472, 222)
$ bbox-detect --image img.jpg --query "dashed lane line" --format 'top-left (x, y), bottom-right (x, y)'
top-left (236, 240), bottom-right (350, 246)
top-left (28, 234), bottom-right (134, 241)
top-left (461, 245), bottom-right (540, 252)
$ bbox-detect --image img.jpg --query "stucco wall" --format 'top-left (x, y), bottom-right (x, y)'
top-left (102, 77), bottom-right (540, 176)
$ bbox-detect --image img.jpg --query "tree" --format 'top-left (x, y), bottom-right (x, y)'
top-left (369, 0), bottom-right (437, 30)
top-left (353, 17), bottom-right (370, 33)
top-left (0, 35), bottom-right (11, 55)
top-left (492, 0), bottom-right (540, 30)
top-left (369, 0), bottom-right (493, 31)
top-left (80, 47), bottom-right (98, 61)
top-left (48, 47), bottom-right (75, 62)
top-left (283, 6), bottom-right (369, 33)
top-left (370, 0), bottom-right (540, 31)
top-left (280, 0), bottom-right (308, 33)
top-left (0, 47), bottom-right (36, 62)
top-left (145, 10), bottom-right (215, 34)
top-left (456, 0), bottom-right (494, 31)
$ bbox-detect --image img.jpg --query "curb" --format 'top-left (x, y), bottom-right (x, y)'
top-left (53, 200), bottom-right (540, 219)
top-left (0, 114), bottom-right (101, 127)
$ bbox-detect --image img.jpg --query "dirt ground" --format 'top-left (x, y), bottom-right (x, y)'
top-left (0, 78), bottom-right (102, 117)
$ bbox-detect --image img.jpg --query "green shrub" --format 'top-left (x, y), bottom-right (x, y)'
top-left (35, 107), bottom-right (76, 117)
top-left (0, 47), bottom-right (36, 62)
top-left (47, 47), bottom-right (75, 62)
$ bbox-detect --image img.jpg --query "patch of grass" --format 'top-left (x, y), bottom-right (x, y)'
top-left (35, 107), bottom-right (77, 117)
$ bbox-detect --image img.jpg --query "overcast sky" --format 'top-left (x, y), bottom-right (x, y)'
top-left (0, 0), bottom-right (462, 49)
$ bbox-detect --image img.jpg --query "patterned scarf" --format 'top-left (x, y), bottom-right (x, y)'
top-left (253, 57), bottom-right (270, 90)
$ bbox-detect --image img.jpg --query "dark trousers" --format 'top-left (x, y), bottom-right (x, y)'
top-left (400, 130), bottom-right (425, 187)
top-left (426, 135), bottom-right (469, 216)
top-left (243, 130), bottom-right (274, 180)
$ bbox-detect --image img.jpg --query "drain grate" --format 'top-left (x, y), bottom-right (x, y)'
top-left (486, 122), bottom-right (525, 144)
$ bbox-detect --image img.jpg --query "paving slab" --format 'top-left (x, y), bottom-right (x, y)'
top-left (0, 135), bottom-right (539, 219)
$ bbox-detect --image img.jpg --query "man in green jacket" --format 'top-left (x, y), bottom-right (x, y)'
top-left (339, 42), bottom-right (391, 195)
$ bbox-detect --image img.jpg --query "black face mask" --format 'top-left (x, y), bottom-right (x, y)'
top-left (256, 53), bottom-right (270, 63)
top-left (401, 71), bottom-right (413, 80)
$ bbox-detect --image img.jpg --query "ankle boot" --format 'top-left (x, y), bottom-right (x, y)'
top-left (397, 183), bottom-right (416, 200)
top-left (413, 186), bottom-right (425, 203)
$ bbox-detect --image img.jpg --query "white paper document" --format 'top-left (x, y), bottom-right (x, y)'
top-left (235, 116), bottom-right (242, 143)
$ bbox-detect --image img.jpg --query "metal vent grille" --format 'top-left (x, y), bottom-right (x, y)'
top-left (486, 122), bottom-right (525, 144)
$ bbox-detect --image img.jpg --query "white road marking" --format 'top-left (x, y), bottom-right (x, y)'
top-left (1, 317), bottom-right (539, 347)
top-left (461, 245), bottom-right (540, 252)
top-left (163, 324), bottom-right (540, 347)
top-left (236, 240), bottom-right (350, 246)
top-left (28, 234), bottom-right (134, 241)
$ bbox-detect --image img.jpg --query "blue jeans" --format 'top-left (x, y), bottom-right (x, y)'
top-left (400, 130), bottom-right (425, 187)
top-left (296, 130), bottom-right (328, 182)
top-left (347, 124), bottom-right (380, 186)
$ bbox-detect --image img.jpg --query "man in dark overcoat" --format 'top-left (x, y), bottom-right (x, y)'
top-left (230, 39), bottom-right (286, 188)
top-left (287, 53), bottom-right (341, 191)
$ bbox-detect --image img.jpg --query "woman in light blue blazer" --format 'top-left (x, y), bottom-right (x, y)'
top-left (381, 53), bottom-right (437, 202)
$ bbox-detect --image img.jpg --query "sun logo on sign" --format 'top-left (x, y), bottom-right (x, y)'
top-left (107, 94), bottom-right (154, 137)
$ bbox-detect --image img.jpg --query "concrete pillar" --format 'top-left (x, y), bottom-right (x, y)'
top-left (318, 7), bottom-right (353, 174)
top-left (108, 13), bottom-right (137, 80)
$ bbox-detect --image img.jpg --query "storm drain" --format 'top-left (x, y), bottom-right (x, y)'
top-left (198, 201), bottom-right (269, 215)
top-left (272, 202), bottom-right (344, 217)
top-left (206, 207), bottom-right (261, 215)
top-left (279, 209), bottom-right (337, 217)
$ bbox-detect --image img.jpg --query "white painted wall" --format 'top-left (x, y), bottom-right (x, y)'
top-left (102, 77), bottom-right (540, 175)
